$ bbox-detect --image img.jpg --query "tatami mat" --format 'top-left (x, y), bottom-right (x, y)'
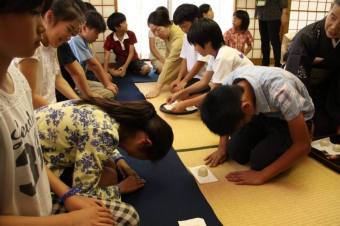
top-left (135, 82), bottom-right (219, 150)
top-left (178, 148), bottom-right (340, 226)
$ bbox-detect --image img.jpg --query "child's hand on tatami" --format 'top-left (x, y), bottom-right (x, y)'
top-left (204, 149), bottom-right (227, 167)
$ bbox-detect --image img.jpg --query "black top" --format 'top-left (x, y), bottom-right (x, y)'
top-left (286, 19), bottom-right (340, 80)
top-left (57, 42), bottom-right (77, 89)
top-left (256, 0), bottom-right (288, 21)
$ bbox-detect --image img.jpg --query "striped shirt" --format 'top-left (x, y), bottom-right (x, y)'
top-left (223, 66), bottom-right (314, 121)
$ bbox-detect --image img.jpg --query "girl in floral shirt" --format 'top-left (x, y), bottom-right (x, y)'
top-left (224, 10), bottom-right (253, 55)
top-left (36, 98), bottom-right (173, 221)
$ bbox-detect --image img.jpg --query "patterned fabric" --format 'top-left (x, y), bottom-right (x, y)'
top-left (286, 19), bottom-right (340, 82)
top-left (36, 100), bottom-right (123, 201)
top-left (52, 193), bottom-right (140, 226)
top-left (223, 66), bottom-right (315, 121)
top-left (224, 28), bottom-right (253, 54)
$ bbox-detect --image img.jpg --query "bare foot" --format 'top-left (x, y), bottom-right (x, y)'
top-left (146, 84), bottom-right (162, 99)
top-left (140, 65), bottom-right (151, 76)
top-left (117, 176), bottom-right (145, 194)
top-left (98, 166), bottom-right (118, 187)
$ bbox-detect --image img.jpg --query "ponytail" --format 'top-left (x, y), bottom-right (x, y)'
top-left (86, 97), bottom-right (156, 129)
top-left (85, 97), bottom-right (174, 160)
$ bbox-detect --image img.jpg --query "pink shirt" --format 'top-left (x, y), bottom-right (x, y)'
top-left (223, 28), bottom-right (253, 54)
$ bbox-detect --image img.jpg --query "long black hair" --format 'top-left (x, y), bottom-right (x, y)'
top-left (42, 0), bottom-right (86, 24)
top-left (187, 18), bottom-right (224, 50)
top-left (86, 97), bottom-right (174, 161)
top-left (198, 4), bottom-right (211, 18)
top-left (234, 10), bottom-right (250, 31)
top-left (147, 9), bottom-right (172, 27)
top-left (201, 85), bottom-right (245, 136)
top-left (107, 12), bottom-right (126, 32)
top-left (173, 4), bottom-right (199, 25)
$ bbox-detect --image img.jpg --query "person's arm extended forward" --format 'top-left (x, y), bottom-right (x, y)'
top-left (0, 207), bottom-right (114, 226)
top-left (87, 57), bottom-right (118, 95)
top-left (64, 61), bottom-right (95, 99)
top-left (259, 114), bottom-right (310, 182)
top-left (180, 70), bottom-right (213, 96)
top-left (205, 135), bottom-right (229, 167)
top-left (55, 73), bottom-right (80, 100)
top-left (226, 113), bottom-right (311, 185)
top-left (0, 166), bottom-right (115, 226)
top-left (18, 58), bottom-right (49, 108)
top-left (0, 213), bottom-right (75, 226)
top-left (168, 70), bottom-right (213, 103)
top-left (170, 59), bottom-right (187, 92)
top-left (119, 45), bottom-right (135, 76)
top-left (181, 61), bottom-right (206, 84)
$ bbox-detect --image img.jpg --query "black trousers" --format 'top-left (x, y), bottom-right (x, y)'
top-left (259, 19), bottom-right (282, 67)
top-left (312, 70), bottom-right (340, 137)
top-left (228, 114), bottom-right (292, 170)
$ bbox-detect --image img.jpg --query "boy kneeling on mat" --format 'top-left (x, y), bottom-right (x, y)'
top-left (201, 66), bottom-right (314, 185)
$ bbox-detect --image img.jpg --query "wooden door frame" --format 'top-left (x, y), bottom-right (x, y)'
top-left (114, 0), bottom-right (118, 12)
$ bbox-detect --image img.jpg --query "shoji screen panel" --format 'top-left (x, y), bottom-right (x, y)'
top-left (85, 0), bottom-right (116, 63)
top-left (289, 0), bottom-right (333, 33)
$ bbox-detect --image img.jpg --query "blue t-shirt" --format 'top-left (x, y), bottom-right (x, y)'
top-left (68, 35), bottom-right (92, 73)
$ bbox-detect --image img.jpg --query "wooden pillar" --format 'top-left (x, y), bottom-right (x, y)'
top-left (281, 0), bottom-right (292, 39)
top-left (114, 0), bottom-right (118, 12)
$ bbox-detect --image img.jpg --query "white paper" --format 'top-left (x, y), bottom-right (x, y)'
top-left (186, 106), bottom-right (197, 111)
top-left (178, 218), bottom-right (207, 226)
top-left (163, 101), bottom-right (197, 112)
top-left (311, 137), bottom-right (340, 155)
top-left (163, 101), bottom-right (178, 111)
top-left (188, 165), bottom-right (218, 184)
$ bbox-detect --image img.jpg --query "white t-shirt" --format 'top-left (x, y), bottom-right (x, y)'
top-left (0, 64), bottom-right (52, 216)
top-left (15, 44), bottom-right (60, 104)
top-left (207, 45), bottom-right (253, 84)
top-left (180, 34), bottom-right (211, 79)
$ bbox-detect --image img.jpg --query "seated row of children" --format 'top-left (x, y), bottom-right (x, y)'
top-left (159, 2), bottom-right (339, 187)
top-left (0, 1), bottom-right (263, 224)
top-left (152, 5), bottom-right (312, 186)
top-left (1, 0), bottom-right (339, 225)
top-left (145, 5), bottom-right (254, 98)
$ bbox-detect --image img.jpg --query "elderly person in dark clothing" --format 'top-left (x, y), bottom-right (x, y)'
top-left (286, 0), bottom-right (340, 139)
